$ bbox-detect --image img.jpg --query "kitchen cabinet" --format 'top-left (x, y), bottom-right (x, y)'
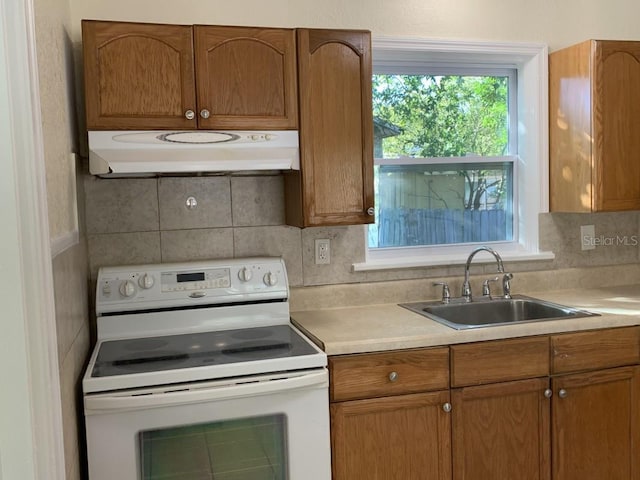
top-left (549, 40), bottom-right (640, 211)
top-left (285, 29), bottom-right (375, 227)
top-left (329, 327), bottom-right (640, 480)
top-left (450, 337), bottom-right (551, 480)
top-left (82, 20), bottom-right (297, 130)
top-left (549, 327), bottom-right (640, 480)
top-left (452, 378), bottom-right (551, 480)
top-left (329, 348), bottom-right (451, 480)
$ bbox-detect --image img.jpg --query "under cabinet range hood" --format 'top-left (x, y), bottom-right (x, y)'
top-left (88, 130), bottom-right (300, 176)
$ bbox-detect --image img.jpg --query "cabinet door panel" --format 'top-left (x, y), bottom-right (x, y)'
top-left (82, 20), bottom-right (196, 130)
top-left (552, 366), bottom-right (640, 480)
top-left (331, 391), bottom-right (451, 480)
top-left (594, 42), bottom-right (640, 211)
top-left (194, 26), bottom-right (297, 129)
top-left (294, 29), bottom-right (374, 226)
top-left (452, 378), bottom-right (550, 480)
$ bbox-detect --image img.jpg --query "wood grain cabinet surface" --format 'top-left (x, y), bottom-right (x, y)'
top-left (329, 327), bottom-right (640, 480)
top-left (329, 347), bottom-right (451, 480)
top-left (82, 20), bottom-right (196, 130)
top-left (285, 28), bottom-right (374, 227)
top-left (82, 20), bottom-right (297, 130)
top-left (550, 40), bottom-right (640, 212)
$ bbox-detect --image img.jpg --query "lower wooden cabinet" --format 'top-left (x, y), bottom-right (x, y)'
top-left (329, 328), bottom-right (640, 480)
top-left (331, 391), bottom-right (451, 480)
top-left (452, 378), bottom-right (550, 480)
top-left (551, 366), bottom-right (640, 480)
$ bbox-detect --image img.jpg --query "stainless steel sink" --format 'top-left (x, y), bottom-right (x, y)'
top-left (400, 295), bottom-right (599, 330)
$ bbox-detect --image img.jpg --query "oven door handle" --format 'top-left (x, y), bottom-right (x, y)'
top-left (84, 370), bottom-right (328, 413)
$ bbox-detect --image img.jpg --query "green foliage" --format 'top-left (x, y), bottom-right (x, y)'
top-left (373, 74), bottom-right (510, 210)
top-left (373, 74), bottom-right (509, 158)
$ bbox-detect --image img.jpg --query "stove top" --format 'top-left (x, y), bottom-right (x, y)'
top-left (92, 325), bottom-right (319, 378)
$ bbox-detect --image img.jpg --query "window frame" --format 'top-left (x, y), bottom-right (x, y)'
top-left (355, 37), bottom-right (554, 271)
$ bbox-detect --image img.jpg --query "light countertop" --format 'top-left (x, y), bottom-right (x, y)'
top-left (291, 284), bottom-right (640, 355)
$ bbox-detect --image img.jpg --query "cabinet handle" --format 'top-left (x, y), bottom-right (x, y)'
top-left (442, 402), bottom-right (452, 413)
top-left (558, 389), bottom-right (568, 399)
top-left (185, 110), bottom-right (195, 120)
top-left (366, 207), bottom-right (375, 216)
top-left (388, 371), bottom-right (399, 382)
top-left (544, 389), bottom-right (553, 398)
top-left (200, 109), bottom-right (210, 119)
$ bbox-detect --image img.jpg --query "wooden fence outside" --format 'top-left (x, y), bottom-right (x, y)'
top-left (369, 208), bottom-right (510, 247)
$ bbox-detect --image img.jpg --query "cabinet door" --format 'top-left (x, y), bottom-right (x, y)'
top-left (452, 378), bottom-right (551, 480)
top-left (551, 366), bottom-right (640, 480)
top-left (194, 26), bottom-right (297, 129)
top-left (291, 29), bottom-right (374, 226)
top-left (593, 41), bottom-right (640, 211)
top-left (82, 20), bottom-right (196, 130)
top-left (331, 391), bottom-right (451, 480)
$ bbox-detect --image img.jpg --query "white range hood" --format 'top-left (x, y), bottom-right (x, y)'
top-left (88, 130), bottom-right (300, 176)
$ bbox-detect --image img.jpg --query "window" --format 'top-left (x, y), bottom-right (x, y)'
top-left (356, 39), bottom-right (553, 270)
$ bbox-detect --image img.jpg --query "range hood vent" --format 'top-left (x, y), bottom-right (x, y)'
top-left (88, 130), bottom-right (299, 177)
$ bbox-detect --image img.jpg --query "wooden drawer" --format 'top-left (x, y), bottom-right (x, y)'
top-left (329, 348), bottom-right (449, 402)
top-left (451, 336), bottom-right (550, 387)
top-left (551, 326), bottom-right (640, 374)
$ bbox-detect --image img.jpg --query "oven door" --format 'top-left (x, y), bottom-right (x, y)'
top-left (84, 369), bottom-right (330, 480)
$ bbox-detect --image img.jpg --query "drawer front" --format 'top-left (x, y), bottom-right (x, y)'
top-left (329, 348), bottom-right (449, 402)
top-left (451, 336), bottom-right (550, 387)
top-left (551, 326), bottom-right (640, 374)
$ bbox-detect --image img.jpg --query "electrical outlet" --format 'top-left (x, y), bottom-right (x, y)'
top-left (581, 225), bottom-right (596, 251)
top-left (315, 239), bottom-right (330, 265)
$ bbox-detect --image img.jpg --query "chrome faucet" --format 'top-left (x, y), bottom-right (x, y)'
top-left (462, 246), bottom-right (511, 301)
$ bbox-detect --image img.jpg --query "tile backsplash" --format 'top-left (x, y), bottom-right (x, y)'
top-left (85, 174), bottom-right (640, 288)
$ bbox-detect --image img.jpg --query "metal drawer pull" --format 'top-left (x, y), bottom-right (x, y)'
top-left (558, 389), bottom-right (568, 398)
top-left (185, 110), bottom-right (195, 120)
top-left (544, 388), bottom-right (553, 398)
top-left (388, 371), bottom-right (399, 382)
top-left (443, 402), bottom-right (452, 413)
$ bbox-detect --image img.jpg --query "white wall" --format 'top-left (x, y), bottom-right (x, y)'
top-left (69, 0), bottom-right (640, 50)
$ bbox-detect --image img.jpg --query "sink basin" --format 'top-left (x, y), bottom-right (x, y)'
top-left (400, 295), bottom-right (599, 330)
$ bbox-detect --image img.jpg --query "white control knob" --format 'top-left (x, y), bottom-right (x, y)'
top-left (119, 280), bottom-right (136, 298)
top-left (250, 134), bottom-right (260, 141)
top-left (138, 273), bottom-right (154, 289)
top-left (263, 271), bottom-right (278, 287)
top-left (238, 267), bottom-right (253, 282)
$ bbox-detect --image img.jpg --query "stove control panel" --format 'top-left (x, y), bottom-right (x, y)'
top-left (95, 257), bottom-right (288, 315)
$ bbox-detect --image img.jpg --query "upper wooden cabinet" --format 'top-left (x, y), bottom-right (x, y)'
top-left (82, 20), bottom-right (297, 130)
top-left (82, 21), bottom-right (196, 130)
top-left (285, 29), bottom-right (375, 227)
top-left (193, 25), bottom-right (297, 129)
top-left (550, 40), bottom-right (640, 212)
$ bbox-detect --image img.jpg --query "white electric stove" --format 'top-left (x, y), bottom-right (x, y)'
top-left (82, 257), bottom-right (330, 480)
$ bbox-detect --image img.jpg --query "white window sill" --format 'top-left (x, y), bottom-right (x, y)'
top-left (352, 250), bottom-right (555, 272)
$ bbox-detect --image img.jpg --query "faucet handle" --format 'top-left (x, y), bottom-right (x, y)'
top-left (502, 273), bottom-right (514, 299)
top-left (432, 282), bottom-right (451, 304)
top-left (482, 276), bottom-right (500, 297)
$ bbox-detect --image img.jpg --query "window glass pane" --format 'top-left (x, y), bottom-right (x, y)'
top-left (373, 74), bottom-right (510, 158)
top-left (140, 414), bottom-right (287, 480)
top-left (368, 162), bottom-right (513, 248)
top-left (370, 71), bottom-right (515, 250)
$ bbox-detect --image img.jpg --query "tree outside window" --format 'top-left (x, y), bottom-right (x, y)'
top-left (370, 73), bottom-right (515, 248)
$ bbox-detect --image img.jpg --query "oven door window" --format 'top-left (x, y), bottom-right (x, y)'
top-left (140, 414), bottom-right (288, 479)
